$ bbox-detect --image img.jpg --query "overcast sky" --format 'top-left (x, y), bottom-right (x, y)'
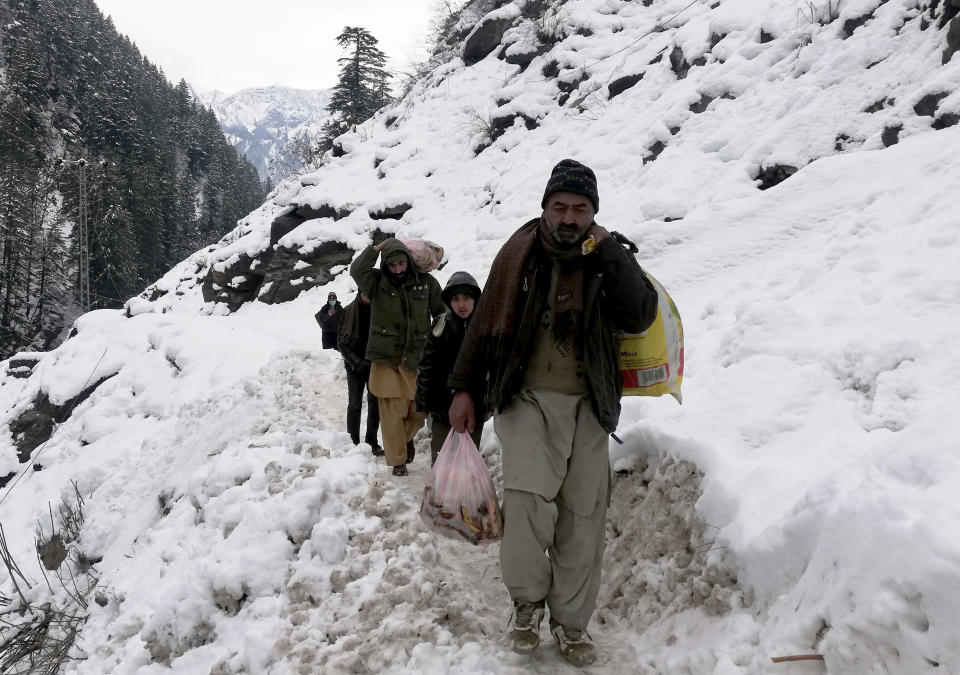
top-left (93, 0), bottom-right (440, 94)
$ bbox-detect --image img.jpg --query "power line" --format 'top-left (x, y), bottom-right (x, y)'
top-left (0, 108), bottom-right (62, 157)
top-left (0, 123), bottom-right (41, 153)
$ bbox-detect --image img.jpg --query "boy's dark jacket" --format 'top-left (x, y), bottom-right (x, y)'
top-left (416, 272), bottom-right (486, 425)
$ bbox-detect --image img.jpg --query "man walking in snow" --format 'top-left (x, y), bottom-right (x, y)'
top-left (351, 238), bottom-right (445, 476)
top-left (448, 159), bottom-right (659, 666)
top-left (315, 291), bottom-right (343, 350)
top-left (338, 291), bottom-right (382, 455)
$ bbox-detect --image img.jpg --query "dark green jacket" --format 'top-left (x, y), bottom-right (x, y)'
top-left (350, 239), bottom-right (445, 371)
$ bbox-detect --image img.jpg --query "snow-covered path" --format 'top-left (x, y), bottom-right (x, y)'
top-left (277, 349), bottom-right (646, 673)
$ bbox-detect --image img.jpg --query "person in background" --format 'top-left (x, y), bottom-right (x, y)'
top-left (416, 271), bottom-right (485, 466)
top-left (338, 292), bottom-right (382, 455)
top-left (448, 159), bottom-right (659, 666)
top-left (350, 237), bottom-right (444, 476)
top-left (315, 291), bottom-right (343, 350)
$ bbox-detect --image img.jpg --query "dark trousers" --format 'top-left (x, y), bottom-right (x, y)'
top-left (346, 366), bottom-right (379, 446)
top-left (322, 331), bottom-right (339, 350)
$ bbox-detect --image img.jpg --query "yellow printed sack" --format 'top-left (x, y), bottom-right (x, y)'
top-left (618, 272), bottom-right (684, 403)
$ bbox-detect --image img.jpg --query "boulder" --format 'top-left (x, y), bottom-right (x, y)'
top-left (7, 374), bottom-right (116, 468)
top-left (463, 14), bottom-right (516, 65)
top-left (756, 164), bottom-right (799, 190)
top-left (689, 93), bottom-right (716, 113)
top-left (933, 112), bottom-right (960, 129)
top-left (944, 14), bottom-right (960, 64)
top-left (608, 73), bottom-right (644, 100)
top-left (257, 240), bottom-right (355, 305)
top-left (881, 123), bottom-right (902, 147)
top-left (201, 252), bottom-right (263, 311)
top-left (490, 112), bottom-right (539, 144)
top-left (913, 92), bottom-right (948, 116)
top-left (503, 43), bottom-right (549, 70)
top-left (670, 46), bottom-right (691, 79)
top-left (842, 11), bottom-right (874, 38)
top-left (6, 353), bottom-right (39, 379)
top-left (369, 203), bottom-right (413, 220)
top-left (863, 97), bottom-right (894, 113)
top-left (644, 141), bottom-right (667, 164)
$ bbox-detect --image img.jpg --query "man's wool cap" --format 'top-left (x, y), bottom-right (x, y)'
top-left (541, 158), bottom-right (599, 213)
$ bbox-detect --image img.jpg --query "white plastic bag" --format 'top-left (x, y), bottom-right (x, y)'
top-left (420, 430), bottom-right (503, 545)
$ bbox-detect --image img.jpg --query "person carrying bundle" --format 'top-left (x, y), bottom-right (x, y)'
top-left (350, 237), bottom-right (445, 476)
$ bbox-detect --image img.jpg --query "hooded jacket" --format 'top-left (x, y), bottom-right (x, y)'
top-left (415, 271), bottom-right (486, 424)
top-left (350, 239), bottom-right (445, 371)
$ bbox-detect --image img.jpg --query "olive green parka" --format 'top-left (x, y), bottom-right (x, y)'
top-left (350, 239), bottom-right (445, 371)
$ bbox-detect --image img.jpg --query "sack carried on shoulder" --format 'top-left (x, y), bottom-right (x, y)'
top-left (398, 237), bottom-right (445, 273)
top-left (618, 271), bottom-right (684, 403)
top-left (420, 430), bottom-right (503, 545)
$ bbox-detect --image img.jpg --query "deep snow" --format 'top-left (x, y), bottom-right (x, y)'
top-left (2, 0), bottom-right (960, 673)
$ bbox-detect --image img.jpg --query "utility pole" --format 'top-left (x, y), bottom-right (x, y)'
top-left (58, 157), bottom-right (90, 312)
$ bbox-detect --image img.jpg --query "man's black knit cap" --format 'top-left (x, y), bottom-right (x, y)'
top-left (541, 158), bottom-right (599, 213)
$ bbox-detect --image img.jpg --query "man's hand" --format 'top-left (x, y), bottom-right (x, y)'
top-left (590, 224), bottom-right (612, 244)
top-left (448, 391), bottom-right (476, 435)
top-left (373, 237), bottom-right (393, 252)
top-left (327, 308), bottom-right (335, 316)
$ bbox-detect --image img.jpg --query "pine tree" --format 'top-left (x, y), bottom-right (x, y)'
top-left (326, 27), bottom-right (392, 139)
top-left (0, 0), bottom-right (267, 355)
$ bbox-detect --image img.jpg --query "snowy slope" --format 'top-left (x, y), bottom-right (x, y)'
top-left (196, 86), bottom-right (332, 182)
top-left (2, 0), bottom-right (960, 673)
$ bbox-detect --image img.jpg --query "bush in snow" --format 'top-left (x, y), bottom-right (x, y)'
top-left (0, 484), bottom-right (100, 674)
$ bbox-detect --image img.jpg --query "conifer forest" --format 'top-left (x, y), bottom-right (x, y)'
top-left (0, 0), bottom-right (266, 359)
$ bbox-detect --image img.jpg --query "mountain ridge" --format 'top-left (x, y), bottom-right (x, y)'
top-left (194, 85), bottom-right (333, 183)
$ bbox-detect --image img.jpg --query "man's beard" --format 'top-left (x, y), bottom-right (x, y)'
top-left (552, 223), bottom-right (588, 248)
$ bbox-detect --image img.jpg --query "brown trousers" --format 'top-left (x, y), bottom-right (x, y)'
top-left (377, 397), bottom-right (425, 466)
top-left (369, 363), bottom-right (424, 466)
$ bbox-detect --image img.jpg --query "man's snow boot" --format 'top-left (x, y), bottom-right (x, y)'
top-left (507, 599), bottom-right (545, 654)
top-left (392, 464), bottom-right (408, 476)
top-left (550, 620), bottom-right (597, 666)
top-left (370, 443), bottom-right (384, 456)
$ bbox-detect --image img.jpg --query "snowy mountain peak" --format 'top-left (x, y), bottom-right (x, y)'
top-left (194, 85), bottom-right (333, 182)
